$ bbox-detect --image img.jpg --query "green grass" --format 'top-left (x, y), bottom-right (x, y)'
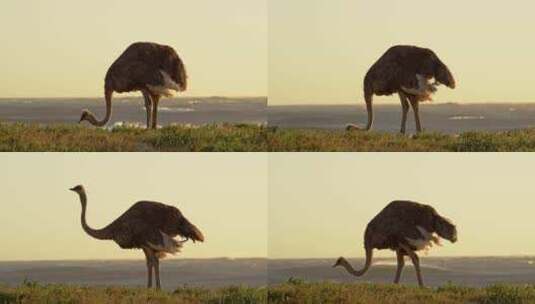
top-left (0, 282), bottom-right (267, 304)
top-left (3, 281), bottom-right (535, 304)
top-left (268, 128), bottom-right (535, 152)
top-left (3, 123), bottom-right (535, 151)
top-left (0, 123), bottom-right (267, 152)
top-left (268, 280), bottom-right (535, 304)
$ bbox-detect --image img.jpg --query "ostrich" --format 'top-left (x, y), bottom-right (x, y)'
top-left (69, 185), bottom-right (203, 289)
top-left (333, 200), bottom-right (457, 287)
top-left (79, 42), bottom-right (187, 129)
top-left (347, 45), bottom-right (456, 134)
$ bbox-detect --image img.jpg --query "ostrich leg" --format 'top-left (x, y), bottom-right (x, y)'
top-left (408, 96), bottom-right (422, 133)
top-left (154, 256), bottom-right (161, 289)
top-left (409, 254), bottom-right (423, 287)
top-left (394, 249), bottom-right (405, 284)
top-left (151, 95), bottom-right (161, 129)
top-left (142, 248), bottom-right (154, 288)
top-left (398, 92), bottom-right (410, 134)
top-left (400, 243), bottom-right (424, 287)
top-left (142, 91), bottom-right (153, 129)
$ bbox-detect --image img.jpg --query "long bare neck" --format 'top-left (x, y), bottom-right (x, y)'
top-left (337, 246), bottom-right (373, 277)
top-left (86, 89), bottom-right (113, 127)
top-left (79, 191), bottom-right (111, 240)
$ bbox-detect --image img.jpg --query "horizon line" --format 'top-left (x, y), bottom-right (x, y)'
top-left (0, 95), bottom-right (267, 100)
top-left (2, 255), bottom-right (535, 263)
top-left (0, 257), bottom-right (267, 263)
top-left (269, 101), bottom-right (535, 106)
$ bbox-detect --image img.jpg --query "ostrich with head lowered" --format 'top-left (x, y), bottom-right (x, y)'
top-left (333, 200), bottom-right (457, 287)
top-left (79, 42), bottom-right (187, 129)
top-left (347, 45), bottom-right (456, 134)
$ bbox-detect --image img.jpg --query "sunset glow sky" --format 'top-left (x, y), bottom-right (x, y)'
top-left (270, 153), bottom-right (535, 258)
top-left (0, 153), bottom-right (267, 260)
top-left (0, 1), bottom-right (267, 98)
top-left (269, 0), bottom-right (535, 104)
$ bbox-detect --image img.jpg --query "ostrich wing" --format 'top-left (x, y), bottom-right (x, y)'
top-left (369, 46), bottom-right (439, 96)
top-left (107, 61), bottom-right (169, 93)
top-left (368, 201), bottom-right (436, 243)
top-left (105, 201), bottom-right (195, 249)
top-left (366, 57), bottom-right (426, 96)
top-left (106, 42), bottom-right (187, 93)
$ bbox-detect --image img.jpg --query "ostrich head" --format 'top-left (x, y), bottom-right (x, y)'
top-left (79, 109), bottom-right (90, 123)
top-left (434, 216), bottom-right (457, 243)
top-left (69, 185), bottom-right (87, 206)
top-left (69, 184), bottom-right (85, 194)
top-left (333, 257), bottom-right (346, 268)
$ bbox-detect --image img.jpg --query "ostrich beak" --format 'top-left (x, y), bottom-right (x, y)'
top-left (69, 187), bottom-right (76, 191)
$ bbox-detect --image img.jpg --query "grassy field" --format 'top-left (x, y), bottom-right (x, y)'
top-left (268, 280), bottom-right (535, 304)
top-left (3, 281), bottom-right (535, 304)
top-left (2, 123), bottom-right (535, 151)
top-left (0, 282), bottom-right (267, 304)
top-left (268, 128), bottom-right (535, 152)
top-left (0, 123), bottom-right (267, 152)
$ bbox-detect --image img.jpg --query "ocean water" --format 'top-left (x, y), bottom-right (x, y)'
top-left (2, 257), bottom-right (535, 289)
top-left (2, 100), bottom-right (533, 134)
top-left (0, 97), bottom-right (266, 127)
top-left (269, 257), bottom-right (535, 287)
top-left (0, 258), bottom-right (267, 290)
top-left (269, 103), bottom-right (535, 134)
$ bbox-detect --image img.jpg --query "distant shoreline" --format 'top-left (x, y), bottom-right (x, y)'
top-left (0, 257), bottom-right (266, 263)
top-left (269, 101), bottom-right (535, 107)
top-left (1, 255), bottom-right (534, 263)
top-left (0, 96), bottom-right (267, 102)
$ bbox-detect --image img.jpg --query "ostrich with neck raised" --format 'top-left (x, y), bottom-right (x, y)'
top-left (70, 185), bottom-right (204, 289)
top-left (79, 42), bottom-right (187, 129)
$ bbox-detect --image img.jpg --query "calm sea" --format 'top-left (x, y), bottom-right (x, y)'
top-left (269, 103), bottom-right (535, 134)
top-left (269, 257), bottom-right (535, 287)
top-left (2, 257), bottom-right (535, 289)
top-left (0, 97), bottom-right (266, 127)
top-left (0, 258), bottom-right (266, 290)
top-left (2, 100), bottom-right (533, 134)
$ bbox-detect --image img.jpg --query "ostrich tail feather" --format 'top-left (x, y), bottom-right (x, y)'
top-left (147, 231), bottom-right (184, 256)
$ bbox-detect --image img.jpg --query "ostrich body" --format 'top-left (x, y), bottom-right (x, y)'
top-left (348, 45), bottom-right (456, 134)
top-left (69, 185), bottom-right (203, 289)
top-left (79, 42), bottom-right (187, 129)
top-left (333, 200), bottom-right (457, 287)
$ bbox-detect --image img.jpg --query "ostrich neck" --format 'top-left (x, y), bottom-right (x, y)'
top-left (86, 112), bottom-right (108, 127)
top-left (339, 246), bottom-right (372, 277)
top-left (79, 192), bottom-right (111, 240)
top-left (86, 90), bottom-right (113, 127)
top-left (339, 259), bottom-right (361, 276)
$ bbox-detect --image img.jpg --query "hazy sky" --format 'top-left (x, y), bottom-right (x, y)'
top-left (3, 153), bottom-right (535, 261)
top-left (0, 153), bottom-right (267, 261)
top-left (269, 153), bottom-right (535, 258)
top-left (269, 0), bottom-right (535, 105)
top-left (0, 1), bottom-right (267, 98)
